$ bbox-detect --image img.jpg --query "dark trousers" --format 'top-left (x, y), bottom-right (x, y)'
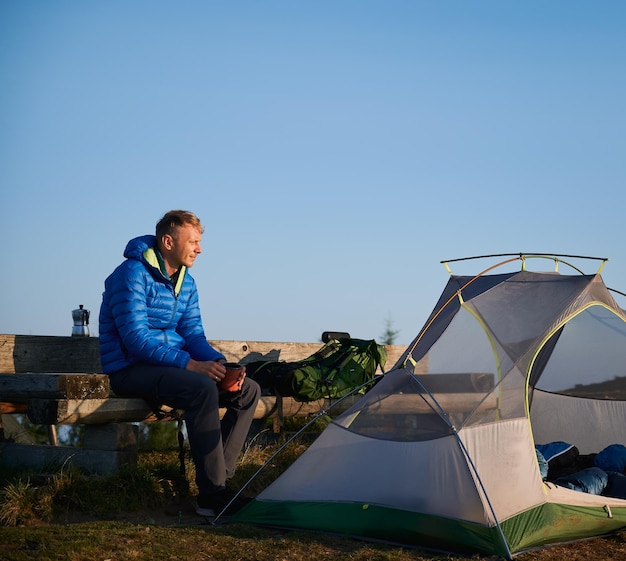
top-left (108, 363), bottom-right (261, 496)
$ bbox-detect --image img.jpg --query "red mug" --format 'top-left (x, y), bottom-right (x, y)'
top-left (218, 362), bottom-right (245, 392)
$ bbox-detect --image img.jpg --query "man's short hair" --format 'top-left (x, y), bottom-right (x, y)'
top-left (156, 210), bottom-right (204, 240)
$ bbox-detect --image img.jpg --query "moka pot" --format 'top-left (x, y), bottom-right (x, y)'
top-left (71, 304), bottom-right (90, 337)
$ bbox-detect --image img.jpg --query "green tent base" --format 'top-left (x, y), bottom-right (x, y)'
top-left (237, 500), bottom-right (510, 557)
top-left (501, 501), bottom-right (626, 553)
top-left (237, 499), bottom-right (626, 558)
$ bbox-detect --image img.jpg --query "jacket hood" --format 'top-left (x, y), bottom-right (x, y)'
top-left (124, 235), bottom-right (156, 261)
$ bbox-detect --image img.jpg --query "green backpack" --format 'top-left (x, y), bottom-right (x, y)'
top-left (247, 338), bottom-right (387, 401)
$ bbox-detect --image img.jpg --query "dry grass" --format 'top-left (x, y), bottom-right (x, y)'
top-left (1, 519), bottom-right (626, 561)
top-left (0, 522), bottom-right (483, 561)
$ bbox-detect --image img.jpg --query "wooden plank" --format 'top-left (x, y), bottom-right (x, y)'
top-left (26, 394), bottom-right (363, 425)
top-left (0, 373), bottom-right (110, 401)
top-left (28, 397), bottom-right (160, 425)
top-left (0, 334), bottom-right (102, 373)
top-left (213, 340), bottom-right (323, 364)
top-left (0, 442), bottom-right (137, 474)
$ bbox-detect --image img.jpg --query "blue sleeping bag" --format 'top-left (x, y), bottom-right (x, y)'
top-left (535, 441), bottom-right (577, 465)
top-left (604, 471), bottom-right (626, 499)
top-left (595, 444), bottom-right (626, 473)
top-left (554, 467), bottom-right (608, 495)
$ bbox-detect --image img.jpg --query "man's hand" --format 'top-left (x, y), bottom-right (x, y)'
top-left (186, 358), bottom-right (227, 383)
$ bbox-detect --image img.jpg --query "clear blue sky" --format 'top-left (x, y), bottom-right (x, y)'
top-left (1, 1), bottom-right (625, 345)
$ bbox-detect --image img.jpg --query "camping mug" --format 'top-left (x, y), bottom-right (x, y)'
top-left (218, 362), bottom-right (245, 392)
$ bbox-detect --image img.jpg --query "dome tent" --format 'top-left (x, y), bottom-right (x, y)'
top-left (235, 254), bottom-right (626, 559)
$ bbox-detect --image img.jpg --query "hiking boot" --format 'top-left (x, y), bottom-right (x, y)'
top-left (195, 488), bottom-right (251, 517)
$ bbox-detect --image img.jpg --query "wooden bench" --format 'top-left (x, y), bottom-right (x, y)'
top-left (0, 334), bottom-right (403, 474)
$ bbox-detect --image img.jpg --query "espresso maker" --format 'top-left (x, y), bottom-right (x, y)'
top-left (71, 304), bottom-right (90, 337)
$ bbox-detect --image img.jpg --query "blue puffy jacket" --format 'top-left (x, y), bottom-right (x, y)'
top-left (98, 235), bottom-right (225, 374)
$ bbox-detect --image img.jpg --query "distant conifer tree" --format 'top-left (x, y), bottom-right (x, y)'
top-left (381, 315), bottom-right (399, 345)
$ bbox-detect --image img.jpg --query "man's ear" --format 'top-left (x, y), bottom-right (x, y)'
top-left (161, 234), bottom-right (174, 250)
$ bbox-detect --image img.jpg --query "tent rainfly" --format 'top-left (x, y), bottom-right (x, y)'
top-left (235, 254), bottom-right (626, 559)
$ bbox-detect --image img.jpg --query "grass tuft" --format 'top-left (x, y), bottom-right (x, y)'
top-left (0, 478), bottom-right (40, 526)
top-left (0, 451), bottom-right (189, 527)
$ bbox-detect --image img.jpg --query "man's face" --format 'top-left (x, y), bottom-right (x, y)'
top-left (166, 224), bottom-right (203, 270)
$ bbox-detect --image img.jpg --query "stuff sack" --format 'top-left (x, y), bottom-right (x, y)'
top-left (246, 338), bottom-right (387, 401)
